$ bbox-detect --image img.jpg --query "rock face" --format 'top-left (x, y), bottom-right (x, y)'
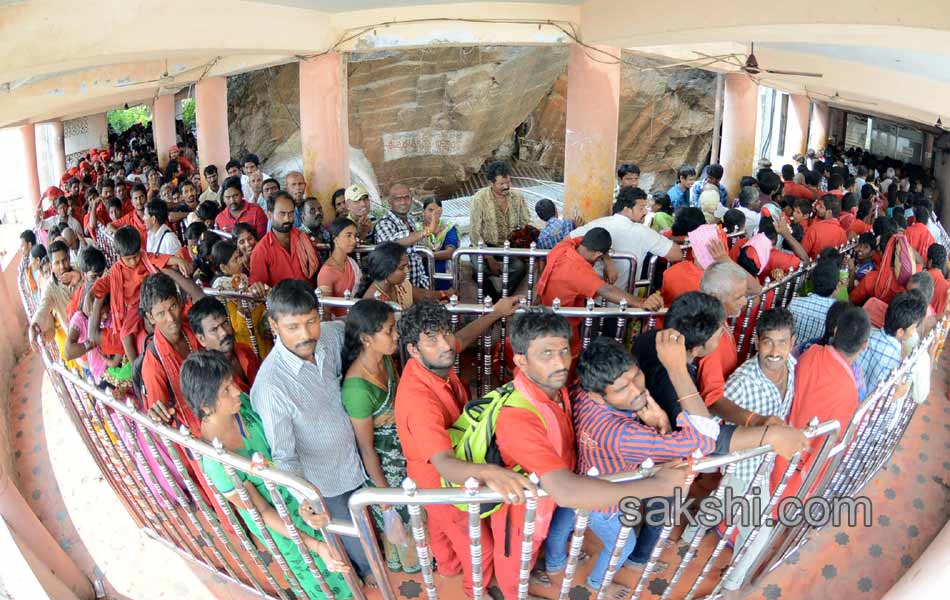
top-left (520, 52), bottom-right (717, 192)
top-left (226, 47), bottom-right (714, 198)
top-left (347, 46), bottom-right (567, 197)
top-left (227, 63), bottom-right (300, 174)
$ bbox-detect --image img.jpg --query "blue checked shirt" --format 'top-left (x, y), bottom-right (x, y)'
top-left (788, 293), bottom-right (837, 348)
top-left (858, 329), bottom-right (902, 393)
top-left (373, 210), bottom-right (430, 288)
top-left (536, 218), bottom-right (575, 249)
top-left (724, 355), bottom-right (796, 482)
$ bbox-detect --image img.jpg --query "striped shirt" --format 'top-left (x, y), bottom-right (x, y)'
top-left (788, 293), bottom-right (837, 348)
top-left (250, 321), bottom-right (366, 497)
top-left (571, 388), bottom-right (717, 480)
top-left (724, 355), bottom-right (796, 481)
top-left (857, 329), bottom-right (903, 393)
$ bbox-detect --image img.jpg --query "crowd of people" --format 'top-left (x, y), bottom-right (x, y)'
top-left (19, 125), bottom-right (948, 599)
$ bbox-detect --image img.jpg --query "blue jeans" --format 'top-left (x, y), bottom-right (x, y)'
top-left (543, 506), bottom-right (577, 572)
top-left (585, 509), bottom-right (663, 589)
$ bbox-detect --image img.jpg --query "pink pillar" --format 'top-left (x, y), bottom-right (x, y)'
top-left (785, 94), bottom-right (810, 158)
top-left (152, 94), bottom-right (177, 170)
top-left (195, 77), bottom-right (231, 185)
top-left (299, 54), bottom-right (350, 218)
top-left (18, 124), bottom-right (41, 209)
top-left (563, 42), bottom-right (621, 221)
top-left (923, 132), bottom-right (934, 167)
top-left (49, 120), bottom-right (67, 184)
top-left (719, 74), bottom-right (759, 199)
top-left (808, 101), bottom-right (830, 152)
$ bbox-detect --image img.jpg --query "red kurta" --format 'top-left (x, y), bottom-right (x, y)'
top-left (248, 228), bottom-right (320, 287)
top-left (91, 253), bottom-right (171, 341)
top-left (903, 222), bottom-right (935, 260)
top-left (536, 238), bottom-right (605, 357)
top-left (661, 261), bottom-right (704, 306)
top-left (771, 344), bottom-right (857, 500)
top-left (493, 370), bottom-right (575, 599)
top-left (394, 356), bottom-right (488, 596)
top-left (802, 218), bottom-right (847, 258)
top-left (928, 268), bottom-right (949, 314)
top-left (696, 328), bottom-right (739, 406)
top-left (110, 210), bottom-right (148, 242)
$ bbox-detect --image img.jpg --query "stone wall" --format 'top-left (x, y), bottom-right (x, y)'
top-left (520, 52), bottom-right (717, 192)
top-left (227, 47), bottom-right (715, 198)
top-left (346, 46), bottom-right (567, 197)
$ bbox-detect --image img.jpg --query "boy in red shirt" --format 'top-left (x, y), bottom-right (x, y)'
top-left (904, 205), bottom-right (936, 260)
top-left (88, 226), bottom-right (194, 363)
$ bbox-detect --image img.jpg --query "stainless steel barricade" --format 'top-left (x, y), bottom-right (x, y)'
top-left (315, 243), bottom-right (438, 291)
top-left (14, 237), bottom-right (946, 600)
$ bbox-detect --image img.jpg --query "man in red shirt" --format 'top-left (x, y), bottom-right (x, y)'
top-left (394, 296), bottom-right (526, 596)
top-left (848, 200), bottom-right (874, 236)
top-left (88, 226), bottom-right (193, 363)
top-left (773, 305), bottom-right (870, 499)
top-left (106, 183), bottom-right (149, 241)
top-left (536, 228), bottom-right (662, 357)
top-left (188, 296), bottom-right (261, 392)
top-left (249, 191), bottom-right (321, 287)
top-left (780, 165), bottom-right (815, 201)
top-left (802, 195), bottom-right (847, 258)
top-left (904, 205), bottom-right (936, 260)
top-left (925, 244), bottom-right (949, 314)
top-left (215, 175), bottom-right (268, 238)
top-left (489, 310), bottom-right (687, 598)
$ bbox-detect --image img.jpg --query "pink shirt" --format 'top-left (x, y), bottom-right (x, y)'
top-left (69, 311), bottom-right (107, 380)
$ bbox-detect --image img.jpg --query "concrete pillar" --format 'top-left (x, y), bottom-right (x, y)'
top-left (300, 54), bottom-right (350, 218)
top-left (785, 94), bottom-right (810, 158)
top-left (152, 94), bottom-right (177, 170)
top-left (808, 102), bottom-right (830, 152)
top-left (49, 120), bottom-right (66, 184)
top-left (563, 43), bottom-right (621, 221)
top-left (923, 133), bottom-right (934, 168)
top-left (719, 74), bottom-right (758, 199)
top-left (18, 124), bottom-right (41, 209)
top-left (195, 76), bottom-right (231, 185)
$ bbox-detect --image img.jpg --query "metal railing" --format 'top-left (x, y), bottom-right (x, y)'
top-left (15, 232), bottom-right (944, 600)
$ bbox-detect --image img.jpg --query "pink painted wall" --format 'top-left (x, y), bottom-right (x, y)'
top-left (720, 73), bottom-right (758, 198)
top-left (299, 54), bottom-right (350, 219)
top-left (563, 42), bottom-right (620, 221)
top-left (19, 124), bottom-right (40, 209)
top-left (195, 77), bottom-right (230, 186)
top-left (152, 95), bottom-right (177, 170)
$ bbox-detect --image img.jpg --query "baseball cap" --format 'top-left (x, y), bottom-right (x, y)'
top-left (344, 183), bottom-right (369, 202)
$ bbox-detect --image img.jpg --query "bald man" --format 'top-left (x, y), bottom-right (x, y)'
top-left (285, 171), bottom-right (307, 206)
top-left (374, 183), bottom-right (430, 288)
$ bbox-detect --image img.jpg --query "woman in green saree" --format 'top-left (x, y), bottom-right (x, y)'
top-left (180, 350), bottom-right (353, 599)
top-left (341, 299), bottom-right (419, 573)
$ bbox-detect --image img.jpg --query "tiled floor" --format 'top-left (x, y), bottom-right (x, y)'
top-left (6, 344), bottom-right (948, 599)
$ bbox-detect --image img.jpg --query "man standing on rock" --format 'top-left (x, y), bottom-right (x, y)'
top-left (469, 160), bottom-right (531, 300)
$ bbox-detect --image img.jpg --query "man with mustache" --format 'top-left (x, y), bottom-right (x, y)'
top-left (215, 175), bottom-right (268, 239)
top-left (249, 191), bottom-right (321, 287)
top-left (188, 296), bottom-right (261, 392)
top-left (469, 161), bottom-right (531, 300)
top-left (250, 279), bottom-right (374, 587)
top-left (483, 309), bottom-right (689, 599)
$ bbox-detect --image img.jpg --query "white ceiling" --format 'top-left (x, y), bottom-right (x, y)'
top-left (760, 42), bottom-right (950, 85)
top-left (245, 0), bottom-right (581, 11)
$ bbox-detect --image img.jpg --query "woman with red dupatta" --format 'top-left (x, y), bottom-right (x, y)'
top-left (850, 234), bottom-right (919, 306)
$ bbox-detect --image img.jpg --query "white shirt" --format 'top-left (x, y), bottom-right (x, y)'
top-left (737, 206), bottom-right (761, 238)
top-left (146, 224), bottom-right (182, 255)
top-left (570, 213), bottom-right (674, 292)
top-left (241, 172), bottom-right (270, 203)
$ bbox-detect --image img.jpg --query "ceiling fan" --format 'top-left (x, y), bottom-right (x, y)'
top-left (739, 43), bottom-right (823, 78)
